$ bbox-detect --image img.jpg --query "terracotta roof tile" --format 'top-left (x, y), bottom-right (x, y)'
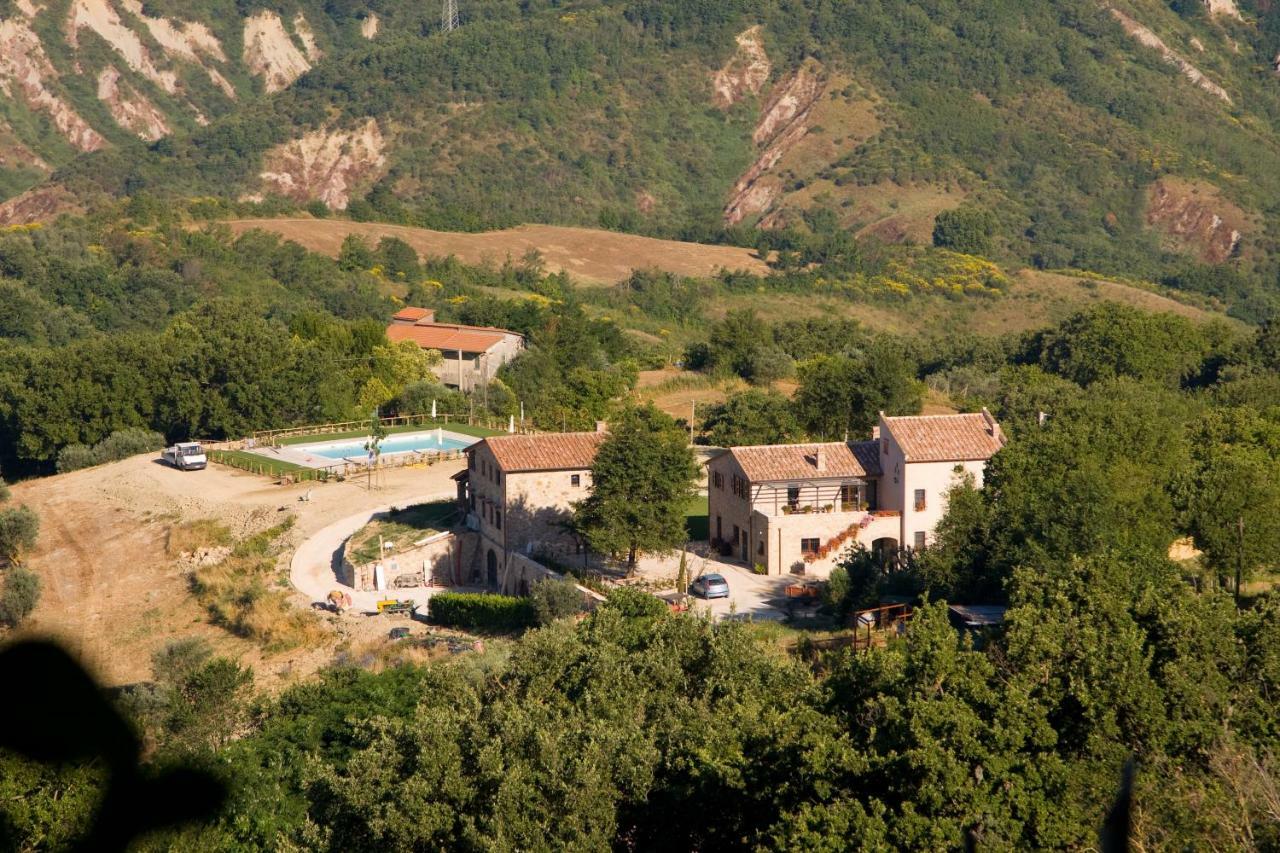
top-left (386, 323), bottom-right (507, 353)
top-left (476, 432), bottom-right (605, 472)
top-left (883, 411), bottom-right (1005, 462)
top-left (728, 440), bottom-right (881, 482)
top-left (393, 307), bottom-right (434, 321)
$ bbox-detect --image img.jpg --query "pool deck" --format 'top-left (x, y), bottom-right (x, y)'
top-left (245, 429), bottom-right (481, 469)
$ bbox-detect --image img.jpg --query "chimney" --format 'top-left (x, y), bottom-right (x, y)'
top-left (595, 420), bottom-right (608, 434)
top-left (814, 446), bottom-right (826, 472)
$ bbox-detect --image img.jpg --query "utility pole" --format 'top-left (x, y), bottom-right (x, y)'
top-left (442, 0), bottom-right (459, 32)
top-left (690, 400), bottom-right (695, 444)
top-left (1236, 515), bottom-right (1245, 608)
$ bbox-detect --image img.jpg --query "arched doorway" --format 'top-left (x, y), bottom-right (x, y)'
top-left (486, 549), bottom-right (498, 588)
top-left (871, 537), bottom-right (900, 573)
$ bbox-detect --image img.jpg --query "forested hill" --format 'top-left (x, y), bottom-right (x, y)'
top-left (6, 1), bottom-right (1280, 314)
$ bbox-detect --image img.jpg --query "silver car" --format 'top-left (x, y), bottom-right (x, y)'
top-left (690, 573), bottom-right (730, 600)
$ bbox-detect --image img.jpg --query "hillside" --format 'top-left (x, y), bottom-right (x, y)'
top-left (222, 217), bottom-right (770, 283)
top-left (4, 1), bottom-right (1280, 317)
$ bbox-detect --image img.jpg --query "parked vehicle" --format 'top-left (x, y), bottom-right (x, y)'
top-left (690, 573), bottom-right (730, 600)
top-left (376, 598), bottom-right (417, 615)
top-left (161, 442), bottom-right (207, 470)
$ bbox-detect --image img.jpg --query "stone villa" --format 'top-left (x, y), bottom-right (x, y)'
top-left (456, 428), bottom-right (605, 590)
top-left (387, 306), bottom-right (524, 392)
top-left (455, 410), bottom-right (1004, 588)
top-left (706, 410), bottom-right (1006, 576)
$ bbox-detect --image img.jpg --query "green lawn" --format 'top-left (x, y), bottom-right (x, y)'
top-left (349, 501), bottom-right (459, 564)
top-left (684, 494), bottom-right (709, 542)
top-left (208, 450), bottom-right (315, 478)
top-left (277, 421), bottom-right (503, 446)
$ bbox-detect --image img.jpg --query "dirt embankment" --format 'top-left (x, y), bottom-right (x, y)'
top-left (220, 217), bottom-right (770, 283)
top-left (255, 119), bottom-right (388, 211)
top-left (712, 25), bottom-right (772, 108)
top-left (68, 0), bottom-right (179, 95)
top-left (118, 0), bottom-right (236, 99)
top-left (96, 65), bottom-right (169, 141)
top-left (5, 454), bottom-right (469, 689)
top-left (243, 10), bottom-right (312, 93)
top-left (1108, 7), bottom-right (1231, 103)
top-left (0, 17), bottom-right (106, 153)
top-left (0, 184), bottom-right (80, 226)
top-left (1147, 177), bottom-right (1245, 264)
top-left (724, 61), bottom-right (826, 226)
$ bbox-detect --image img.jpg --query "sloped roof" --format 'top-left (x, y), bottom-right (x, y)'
top-left (476, 432), bottom-right (605, 472)
top-left (386, 323), bottom-right (507, 353)
top-left (883, 412), bottom-right (1005, 463)
top-left (727, 440), bottom-right (881, 483)
top-left (393, 306), bottom-right (434, 322)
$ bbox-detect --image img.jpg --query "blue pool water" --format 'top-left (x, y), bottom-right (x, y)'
top-left (304, 431), bottom-right (475, 460)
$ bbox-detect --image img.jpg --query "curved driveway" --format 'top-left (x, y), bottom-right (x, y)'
top-left (289, 491), bottom-right (457, 614)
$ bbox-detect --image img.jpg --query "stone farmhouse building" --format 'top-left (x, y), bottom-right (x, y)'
top-left (457, 429), bottom-right (605, 589)
top-left (706, 410), bottom-right (1005, 577)
top-left (386, 306), bottom-right (524, 392)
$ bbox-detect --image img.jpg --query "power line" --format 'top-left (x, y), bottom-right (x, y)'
top-left (442, 0), bottom-right (459, 32)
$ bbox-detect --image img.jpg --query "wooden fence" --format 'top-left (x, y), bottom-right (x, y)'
top-left (250, 412), bottom-right (538, 446)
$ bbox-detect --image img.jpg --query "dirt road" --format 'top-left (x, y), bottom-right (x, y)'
top-left (7, 454), bottom-right (468, 687)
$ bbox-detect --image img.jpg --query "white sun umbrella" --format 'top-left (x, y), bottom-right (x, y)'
top-left (431, 399), bottom-right (437, 419)
top-left (508, 415), bottom-right (516, 433)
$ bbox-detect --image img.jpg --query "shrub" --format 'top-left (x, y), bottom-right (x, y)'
top-left (428, 592), bottom-right (535, 631)
top-left (55, 444), bottom-right (97, 473)
top-left (601, 587), bottom-right (669, 620)
top-left (932, 206), bottom-right (997, 256)
top-left (93, 428), bottom-right (165, 462)
top-left (0, 505), bottom-right (39, 563)
top-left (56, 429), bottom-right (165, 473)
top-left (0, 566), bottom-right (41, 627)
top-left (529, 578), bottom-right (583, 625)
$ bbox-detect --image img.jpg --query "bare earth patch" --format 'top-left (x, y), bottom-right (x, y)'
top-left (5, 453), bottom-right (470, 690)
top-left (222, 218), bottom-right (769, 284)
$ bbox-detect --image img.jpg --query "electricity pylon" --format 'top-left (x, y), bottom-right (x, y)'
top-left (442, 0), bottom-right (459, 32)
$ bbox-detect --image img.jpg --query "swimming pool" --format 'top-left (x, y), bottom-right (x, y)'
top-left (301, 430), bottom-right (475, 461)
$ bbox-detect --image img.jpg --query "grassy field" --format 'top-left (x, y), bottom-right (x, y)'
top-left (685, 494), bottom-right (709, 542)
top-left (698, 269), bottom-right (1239, 341)
top-left (208, 450), bottom-right (319, 479)
top-left (349, 501), bottom-right (458, 565)
top-left (222, 219), bottom-right (769, 284)
top-left (276, 421), bottom-right (502, 447)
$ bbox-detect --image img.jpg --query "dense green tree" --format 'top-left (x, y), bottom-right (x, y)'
top-left (1032, 305), bottom-right (1208, 388)
top-left (703, 309), bottom-right (790, 383)
top-left (701, 390), bottom-right (801, 447)
top-left (932, 206), bottom-right (998, 255)
top-left (574, 403), bottom-right (698, 569)
top-left (1175, 409), bottom-right (1280, 597)
top-left (793, 340), bottom-right (924, 438)
top-left (376, 237), bottom-right (420, 281)
top-left (139, 638), bottom-right (254, 754)
top-left (337, 234), bottom-right (374, 272)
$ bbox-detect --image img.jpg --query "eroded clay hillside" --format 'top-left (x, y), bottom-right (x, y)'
top-left (5, 0), bottom-right (1280, 309)
top-left (0, 0), bottom-right (381, 201)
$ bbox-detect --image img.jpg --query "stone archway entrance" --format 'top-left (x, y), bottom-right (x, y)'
top-left (871, 537), bottom-right (900, 572)
top-left (486, 549), bottom-right (498, 588)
